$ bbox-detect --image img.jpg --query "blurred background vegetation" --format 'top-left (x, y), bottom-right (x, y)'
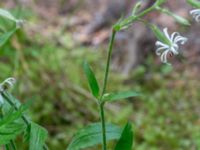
top-left (1, 0), bottom-right (200, 150)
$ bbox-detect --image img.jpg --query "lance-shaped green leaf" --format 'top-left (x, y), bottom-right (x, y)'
top-left (102, 91), bottom-right (140, 103)
top-left (29, 122), bottom-right (48, 150)
top-left (0, 122), bottom-right (25, 145)
top-left (83, 61), bottom-right (100, 98)
top-left (0, 9), bottom-right (17, 22)
top-left (150, 24), bottom-right (171, 45)
top-left (187, 0), bottom-right (200, 8)
top-left (67, 123), bottom-right (122, 150)
top-left (0, 103), bottom-right (28, 127)
top-left (0, 104), bottom-right (28, 145)
top-left (132, 1), bottom-right (142, 15)
top-left (0, 28), bottom-right (17, 47)
top-left (114, 122), bottom-right (133, 150)
top-left (157, 7), bottom-right (190, 26)
top-left (170, 13), bottom-right (190, 26)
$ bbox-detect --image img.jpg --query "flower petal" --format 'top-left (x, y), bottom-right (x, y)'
top-left (163, 28), bottom-right (171, 42)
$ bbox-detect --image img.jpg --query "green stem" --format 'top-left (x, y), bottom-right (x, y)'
top-left (98, 30), bottom-right (116, 150)
top-left (1, 92), bottom-right (49, 150)
top-left (118, 2), bottom-right (160, 30)
top-left (99, 103), bottom-right (106, 150)
top-left (101, 30), bottom-right (116, 96)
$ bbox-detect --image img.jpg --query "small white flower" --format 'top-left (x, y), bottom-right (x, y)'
top-left (190, 9), bottom-right (200, 22)
top-left (0, 77), bottom-right (16, 92)
top-left (0, 77), bottom-right (16, 106)
top-left (155, 28), bottom-right (187, 64)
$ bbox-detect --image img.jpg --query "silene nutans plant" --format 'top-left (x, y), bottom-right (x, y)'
top-left (0, 0), bottom-right (199, 149)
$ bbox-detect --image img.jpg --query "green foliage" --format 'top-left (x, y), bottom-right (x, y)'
top-left (113, 0), bottom-right (166, 31)
top-left (102, 91), bottom-right (140, 103)
top-left (0, 93), bottom-right (48, 149)
top-left (114, 123), bottom-right (133, 150)
top-left (0, 2), bottom-right (198, 150)
top-left (67, 123), bottom-right (122, 150)
top-left (154, 0), bottom-right (167, 6)
top-left (28, 122), bottom-right (48, 150)
top-left (0, 8), bottom-right (22, 48)
top-left (0, 9), bottom-right (18, 22)
top-left (0, 122), bottom-right (25, 145)
top-left (83, 61), bottom-right (100, 98)
top-left (0, 102), bottom-right (28, 127)
top-left (150, 24), bottom-right (171, 45)
top-left (0, 28), bottom-right (17, 47)
top-left (156, 7), bottom-right (190, 26)
top-left (166, 12), bottom-right (190, 26)
top-left (187, 0), bottom-right (200, 8)
top-left (131, 1), bottom-right (142, 15)
top-left (0, 104), bottom-right (28, 145)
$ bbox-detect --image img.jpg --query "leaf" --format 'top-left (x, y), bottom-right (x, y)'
top-left (29, 122), bottom-right (48, 150)
top-left (83, 61), bottom-right (100, 98)
top-left (102, 91), bottom-right (140, 102)
top-left (0, 106), bottom-right (27, 145)
top-left (170, 13), bottom-right (190, 26)
top-left (150, 24), bottom-right (171, 45)
top-left (23, 124), bottom-right (31, 143)
top-left (0, 103), bottom-right (28, 127)
top-left (0, 28), bottom-right (17, 47)
top-left (114, 122), bottom-right (133, 150)
top-left (67, 123), bottom-right (122, 150)
top-left (0, 101), bottom-right (29, 145)
top-left (187, 0), bottom-right (200, 8)
top-left (132, 1), bottom-right (142, 15)
top-left (157, 7), bottom-right (190, 26)
top-left (0, 122), bottom-right (25, 145)
top-left (0, 9), bottom-right (17, 22)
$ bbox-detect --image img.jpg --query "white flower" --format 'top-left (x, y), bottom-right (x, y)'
top-left (155, 28), bottom-right (187, 64)
top-left (190, 9), bottom-right (200, 22)
top-left (0, 77), bottom-right (16, 106)
top-left (0, 77), bottom-right (16, 92)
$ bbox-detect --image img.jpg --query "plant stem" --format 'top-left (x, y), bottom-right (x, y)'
top-left (101, 30), bottom-right (116, 95)
top-left (118, 3), bottom-right (158, 30)
top-left (99, 29), bottom-right (116, 150)
top-left (1, 92), bottom-right (49, 150)
top-left (99, 103), bottom-right (106, 150)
